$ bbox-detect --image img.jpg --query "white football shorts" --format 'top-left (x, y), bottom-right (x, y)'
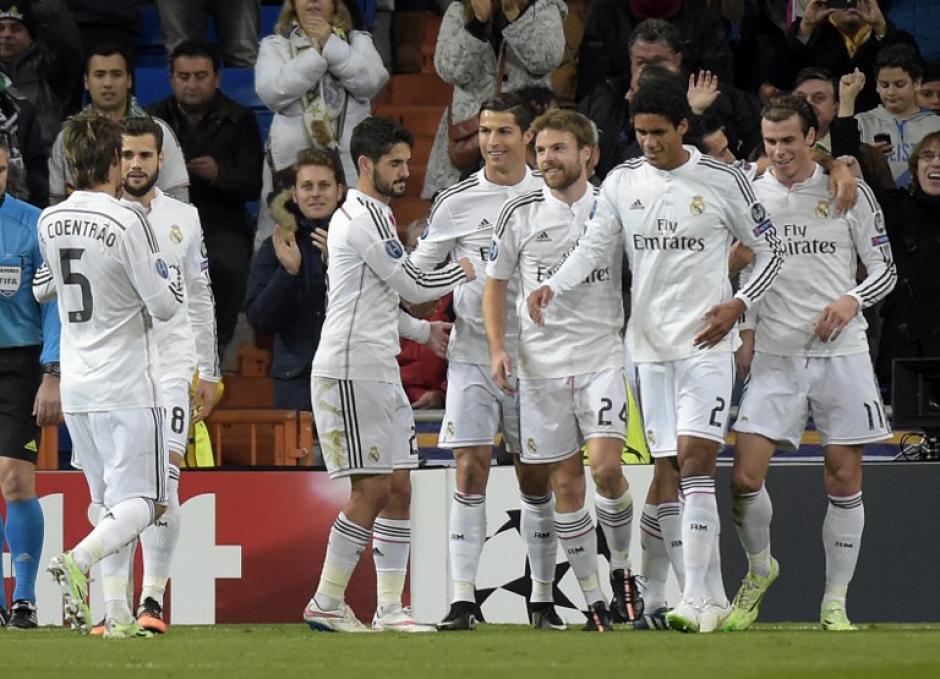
top-left (66, 407), bottom-right (169, 507)
top-left (437, 361), bottom-right (521, 454)
top-left (734, 351), bottom-right (891, 449)
top-left (635, 351), bottom-right (734, 458)
top-left (311, 377), bottom-right (418, 479)
top-left (518, 367), bottom-right (628, 464)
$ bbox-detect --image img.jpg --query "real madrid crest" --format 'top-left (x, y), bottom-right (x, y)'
top-left (446, 421), bottom-right (455, 438)
top-left (690, 195), bottom-right (705, 215)
top-left (646, 429), bottom-right (656, 447)
top-left (169, 224), bottom-right (183, 244)
top-left (815, 200), bottom-right (830, 219)
top-left (527, 438), bottom-right (538, 453)
top-left (369, 446), bottom-right (380, 463)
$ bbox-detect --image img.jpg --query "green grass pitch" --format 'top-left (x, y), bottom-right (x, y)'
top-left (3, 623), bottom-right (940, 678)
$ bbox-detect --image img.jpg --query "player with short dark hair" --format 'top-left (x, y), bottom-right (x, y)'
top-left (303, 117), bottom-right (474, 633)
top-left (723, 94), bottom-right (895, 633)
top-left (527, 77), bottom-right (785, 633)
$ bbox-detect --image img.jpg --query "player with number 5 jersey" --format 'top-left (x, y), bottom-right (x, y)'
top-left (37, 111), bottom-right (183, 639)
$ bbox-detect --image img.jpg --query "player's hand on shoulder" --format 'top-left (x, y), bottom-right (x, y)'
top-left (526, 285), bottom-right (554, 326)
top-left (425, 320), bottom-right (453, 359)
top-left (827, 160), bottom-right (859, 214)
top-left (813, 294), bottom-right (860, 342)
top-left (490, 349), bottom-right (515, 396)
top-left (694, 298), bottom-right (746, 349)
top-left (457, 256), bottom-right (476, 282)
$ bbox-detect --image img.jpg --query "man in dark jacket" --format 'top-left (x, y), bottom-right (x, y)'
top-left (147, 39), bottom-right (264, 359)
top-left (0, 0), bottom-right (81, 153)
top-left (770, 0), bottom-right (919, 114)
top-left (245, 148), bottom-right (343, 411)
top-left (581, 19), bottom-right (761, 179)
top-left (577, 0), bottom-right (733, 101)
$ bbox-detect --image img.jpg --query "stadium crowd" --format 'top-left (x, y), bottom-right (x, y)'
top-left (1, 0), bottom-right (939, 638)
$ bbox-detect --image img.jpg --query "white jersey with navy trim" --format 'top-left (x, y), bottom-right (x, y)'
top-left (36, 190), bottom-right (182, 411)
top-left (410, 167), bottom-right (544, 365)
top-left (312, 189), bottom-right (469, 383)
top-left (745, 165), bottom-right (896, 357)
top-left (486, 184), bottom-right (624, 378)
top-left (545, 145), bottom-right (785, 363)
top-left (123, 188), bottom-right (219, 384)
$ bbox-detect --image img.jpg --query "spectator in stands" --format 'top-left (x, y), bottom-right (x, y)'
top-left (147, 39), bottom-right (264, 359)
top-left (156, 0), bottom-right (261, 69)
top-left (580, 20), bottom-right (761, 179)
top-left (422, 0), bottom-right (567, 199)
top-left (770, 0), bottom-right (918, 115)
top-left (398, 218), bottom-right (450, 410)
top-left (576, 0), bottom-right (733, 102)
top-left (0, 72), bottom-right (48, 205)
top-left (840, 44), bottom-right (940, 188)
top-left (48, 45), bottom-right (190, 204)
top-left (873, 131), bottom-right (940, 392)
top-left (254, 0), bottom-right (387, 242)
top-left (245, 147), bottom-right (341, 411)
top-left (794, 66), bottom-right (840, 155)
top-left (0, 0), bottom-right (81, 153)
top-left (917, 62), bottom-right (940, 114)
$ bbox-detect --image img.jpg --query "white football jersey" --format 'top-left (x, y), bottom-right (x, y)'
top-left (312, 189), bottom-right (469, 383)
top-left (546, 146), bottom-right (785, 363)
top-left (855, 105), bottom-right (940, 187)
top-left (410, 167), bottom-right (543, 365)
top-left (746, 165), bottom-right (896, 356)
top-left (36, 190), bottom-right (183, 411)
top-left (486, 184), bottom-right (624, 379)
top-left (123, 189), bottom-right (219, 384)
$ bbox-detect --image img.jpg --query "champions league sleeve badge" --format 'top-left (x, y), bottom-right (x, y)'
top-left (689, 195), bottom-right (705, 215)
top-left (385, 240), bottom-right (404, 259)
top-left (155, 257), bottom-right (169, 279)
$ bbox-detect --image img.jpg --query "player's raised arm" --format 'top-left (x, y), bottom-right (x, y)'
top-left (122, 211), bottom-right (184, 322)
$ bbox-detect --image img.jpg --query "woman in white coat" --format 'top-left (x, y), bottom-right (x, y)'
top-left (254, 0), bottom-right (388, 244)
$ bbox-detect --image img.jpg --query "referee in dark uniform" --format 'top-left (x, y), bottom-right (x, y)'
top-left (0, 138), bottom-right (60, 629)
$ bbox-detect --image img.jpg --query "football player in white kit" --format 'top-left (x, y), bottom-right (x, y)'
top-left (484, 109), bottom-right (641, 632)
top-left (118, 117), bottom-right (220, 633)
top-left (41, 111), bottom-right (183, 637)
top-left (722, 94), bottom-right (895, 633)
top-left (527, 77), bottom-right (786, 633)
top-left (409, 94), bottom-right (561, 631)
top-left (304, 117), bottom-right (474, 633)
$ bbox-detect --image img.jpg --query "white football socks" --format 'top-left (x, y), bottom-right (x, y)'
top-left (679, 476), bottom-right (719, 603)
top-left (100, 542), bottom-right (135, 624)
top-left (554, 507), bottom-right (603, 608)
top-left (140, 465), bottom-right (181, 607)
top-left (521, 493), bottom-right (555, 604)
top-left (732, 484), bottom-right (774, 577)
top-left (372, 517), bottom-right (411, 615)
top-left (314, 512), bottom-right (370, 611)
top-left (72, 498), bottom-right (155, 572)
top-left (657, 501), bottom-right (685, 590)
top-left (594, 488), bottom-right (633, 571)
top-left (639, 503), bottom-right (669, 610)
top-left (449, 492), bottom-right (485, 604)
top-left (822, 492), bottom-right (864, 606)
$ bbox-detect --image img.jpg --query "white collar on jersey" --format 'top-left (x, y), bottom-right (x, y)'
top-left (766, 161), bottom-right (825, 191)
top-left (476, 164), bottom-right (535, 190)
top-left (541, 182), bottom-right (595, 210)
top-left (646, 144), bottom-right (702, 178)
top-left (345, 188), bottom-right (391, 212)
